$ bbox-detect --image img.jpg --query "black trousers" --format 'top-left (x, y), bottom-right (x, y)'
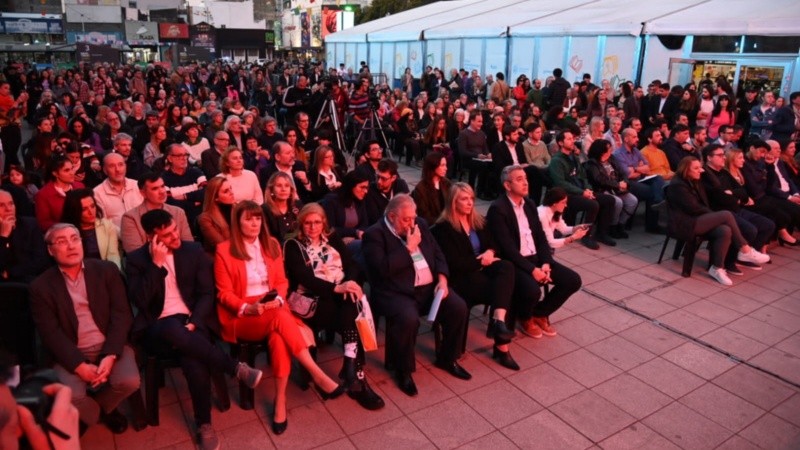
top-left (564, 193), bottom-right (616, 236)
top-left (383, 283), bottom-right (468, 373)
top-left (452, 260), bottom-right (515, 313)
top-left (747, 196), bottom-right (800, 231)
top-left (144, 315), bottom-right (238, 425)
top-left (513, 256), bottom-right (582, 320)
top-left (465, 158), bottom-right (492, 196)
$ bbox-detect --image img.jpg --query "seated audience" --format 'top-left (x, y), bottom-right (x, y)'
top-left (93, 152), bottom-right (143, 231)
top-left (308, 145), bottom-right (345, 201)
top-left (29, 223), bottom-right (140, 434)
top-left (363, 194), bottom-right (472, 397)
top-left (639, 127), bottom-right (674, 180)
top-left (197, 177), bottom-right (234, 253)
top-left (431, 183), bottom-right (519, 370)
top-left (411, 151), bottom-right (451, 225)
top-left (214, 202), bottom-right (344, 434)
top-left (61, 189), bottom-right (121, 269)
top-left (586, 139), bottom-right (639, 239)
top-left (162, 143), bottom-right (207, 226)
top-left (0, 189), bottom-right (49, 283)
top-left (219, 147), bottom-right (262, 204)
top-left (35, 155), bottom-right (84, 232)
top-left (126, 209), bottom-right (263, 448)
top-left (537, 187), bottom-right (590, 250)
top-left (364, 159), bottom-right (410, 225)
top-left (321, 171), bottom-right (370, 244)
top-left (487, 165), bottom-right (582, 339)
top-left (263, 172), bottom-right (303, 243)
top-left (613, 128), bottom-right (665, 232)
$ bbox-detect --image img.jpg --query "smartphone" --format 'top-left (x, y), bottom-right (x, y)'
top-left (259, 290), bottom-right (279, 303)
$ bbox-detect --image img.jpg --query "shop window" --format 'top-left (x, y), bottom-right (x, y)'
top-left (692, 36), bottom-right (741, 53)
top-left (743, 36), bottom-right (800, 54)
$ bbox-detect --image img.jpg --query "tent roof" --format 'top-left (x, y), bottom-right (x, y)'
top-left (325, 0), bottom-right (483, 43)
top-left (423, 0), bottom-right (591, 39)
top-left (510, 0), bottom-right (705, 37)
top-left (643, 0), bottom-right (800, 36)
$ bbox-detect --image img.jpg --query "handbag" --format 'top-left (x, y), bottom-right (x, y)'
top-left (284, 238), bottom-right (319, 318)
top-left (287, 291), bottom-right (318, 318)
top-left (355, 296), bottom-right (378, 352)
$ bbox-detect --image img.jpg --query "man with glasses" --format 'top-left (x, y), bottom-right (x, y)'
top-left (29, 223), bottom-right (140, 434)
top-left (201, 131), bottom-right (230, 178)
top-left (99, 111), bottom-right (131, 153)
top-left (162, 144), bottom-right (207, 226)
top-left (701, 144), bottom-right (775, 273)
top-left (355, 140), bottom-right (383, 181)
top-left (364, 159), bottom-right (409, 225)
top-left (294, 112), bottom-right (312, 151)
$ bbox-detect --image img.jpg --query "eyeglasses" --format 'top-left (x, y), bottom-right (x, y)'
top-left (376, 174), bottom-right (393, 182)
top-left (303, 220), bottom-right (324, 227)
top-left (48, 235), bottom-right (81, 247)
top-left (170, 153), bottom-right (189, 158)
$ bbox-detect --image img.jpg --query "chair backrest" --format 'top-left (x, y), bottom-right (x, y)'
top-left (0, 282), bottom-right (39, 368)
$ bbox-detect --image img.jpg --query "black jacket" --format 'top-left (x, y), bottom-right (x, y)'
top-left (430, 220), bottom-right (496, 287)
top-left (0, 217), bottom-right (49, 283)
top-left (486, 194), bottom-right (554, 273)
top-left (701, 166), bottom-right (747, 212)
top-left (283, 231), bottom-right (361, 299)
top-left (664, 174), bottom-right (712, 241)
top-left (364, 179), bottom-right (410, 225)
top-left (320, 192), bottom-right (369, 239)
top-left (584, 158), bottom-right (627, 194)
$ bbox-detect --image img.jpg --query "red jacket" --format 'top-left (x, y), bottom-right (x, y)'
top-left (34, 181), bottom-right (85, 231)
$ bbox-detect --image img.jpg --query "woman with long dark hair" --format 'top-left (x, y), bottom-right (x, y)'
top-left (708, 94), bottom-right (736, 139)
top-left (34, 155), bottom-right (84, 231)
top-left (68, 115), bottom-right (103, 155)
top-left (197, 177), bottom-right (236, 253)
top-left (411, 151), bottom-right (451, 225)
top-left (61, 188), bottom-right (121, 269)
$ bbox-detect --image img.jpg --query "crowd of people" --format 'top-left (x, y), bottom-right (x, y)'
top-left (0, 57), bottom-right (799, 449)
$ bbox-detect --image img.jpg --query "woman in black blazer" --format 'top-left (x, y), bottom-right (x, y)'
top-left (430, 182), bottom-right (519, 370)
top-left (308, 145), bottom-right (346, 202)
top-left (666, 157), bottom-right (770, 286)
top-left (283, 203), bottom-right (384, 411)
top-left (320, 170), bottom-right (370, 243)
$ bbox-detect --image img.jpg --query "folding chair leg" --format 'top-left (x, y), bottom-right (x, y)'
top-left (657, 236), bottom-right (670, 264)
top-left (237, 345), bottom-right (255, 410)
top-left (145, 357), bottom-right (160, 426)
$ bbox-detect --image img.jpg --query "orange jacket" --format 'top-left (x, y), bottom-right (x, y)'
top-left (213, 239), bottom-right (290, 342)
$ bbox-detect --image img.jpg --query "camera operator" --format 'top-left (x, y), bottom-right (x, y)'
top-left (0, 352), bottom-right (81, 450)
top-left (282, 75), bottom-right (312, 126)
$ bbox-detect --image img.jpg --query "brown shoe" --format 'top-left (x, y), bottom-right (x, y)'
top-left (521, 318), bottom-right (543, 339)
top-left (532, 317), bottom-right (557, 337)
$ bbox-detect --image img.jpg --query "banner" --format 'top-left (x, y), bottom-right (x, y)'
top-left (76, 43), bottom-right (120, 64)
top-left (0, 17), bottom-right (64, 34)
top-left (125, 21), bottom-right (158, 46)
top-left (321, 7), bottom-right (337, 39)
top-left (67, 31), bottom-right (123, 46)
top-left (158, 23), bottom-right (189, 40)
top-left (310, 8), bottom-right (321, 48)
top-left (190, 23), bottom-right (216, 53)
top-left (300, 10), bottom-right (309, 48)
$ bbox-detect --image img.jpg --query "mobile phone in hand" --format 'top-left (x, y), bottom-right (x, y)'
top-left (259, 290), bottom-right (279, 303)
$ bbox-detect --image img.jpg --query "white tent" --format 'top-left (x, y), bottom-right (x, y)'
top-left (643, 0), bottom-right (800, 36)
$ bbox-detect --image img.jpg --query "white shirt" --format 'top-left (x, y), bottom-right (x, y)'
top-left (222, 170), bottom-right (263, 204)
top-left (508, 195), bottom-right (537, 257)
top-left (506, 142), bottom-right (520, 165)
top-left (244, 239), bottom-right (270, 297)
top-left (537, 205), bottom-right (575, 250)
top-left (773, 161), bottom-right (791, 193)
top-left (93, 177), bottom-right (144, 231)
top-left (160, 254), bottom-right (191, 318)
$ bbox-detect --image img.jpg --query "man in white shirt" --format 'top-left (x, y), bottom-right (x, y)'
top-left (487, 165), bottom-right (582, 339)
top-left (94, 153), bottom-right (143, 231)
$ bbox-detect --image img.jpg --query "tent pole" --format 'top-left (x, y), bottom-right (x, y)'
top-left (634, 34), bottom-right (647, 87)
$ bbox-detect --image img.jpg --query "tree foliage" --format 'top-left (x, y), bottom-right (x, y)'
top-left (356, 0), bottom-right (443, 24)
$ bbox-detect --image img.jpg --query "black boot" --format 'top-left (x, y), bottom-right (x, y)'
top-left (338, 357), bottom-right (357, 388)
top-left (347, 371), bottom-right (385, 410)
top-left (486, 318), bottom-right (515, 344)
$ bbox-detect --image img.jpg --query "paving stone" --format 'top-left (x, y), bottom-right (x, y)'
top-left (460, 379), bottom-right (543, 428)
top-left (662, 342), bottom-right (737, 380)
top-left (642, 402), bottom-right (732, 450)
top-left (598, 422), bottom-right (682, 450)
top-left (502, 410), bottom-right (593, 450)
top-left (679, 383), bottom-right (766, 432)
top-left (550, 390), bottom-right (635, 442)
top-left (593, 374), bottom-right (673, 419)
top-left (738, 414), bottom-right (800, 450)
top-left (550, 348), bottom-right (623, 388)
top-left (712, 364), bottom-right (797, 411)
top-left (629, 358), bottom-right (705, 399)
top-left (586, 335), bottom-right (656, 371)
top-left (408, 397), bottom-right (494, 449)
top-left (507, 363), bottom-right (584, 407)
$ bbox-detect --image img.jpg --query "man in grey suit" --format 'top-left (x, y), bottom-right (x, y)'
top-left (29, 223), bottom-right (140, 433)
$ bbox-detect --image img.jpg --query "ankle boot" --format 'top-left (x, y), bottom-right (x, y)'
top-left (487, 318), bottom-right (515, 344)
top-left (338, 357), bottom-right (357, 388)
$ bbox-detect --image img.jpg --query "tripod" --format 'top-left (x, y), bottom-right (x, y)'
top-left (352, 106), bottom-right (391, 161)
top-left (314, 94), bottom-right (351, 168)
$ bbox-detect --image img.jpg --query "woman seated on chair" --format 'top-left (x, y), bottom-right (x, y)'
top-left (536, 187), bottom-right (590, 250)
top-left (307, 145), bottom-right (345, 202)
top-left (214, 201), bottom-right (345, 435)
top-left (263, 172), bottom-right (303, 243)
top-left (60, 188), bottom-right (121, 269)
top-left (320, 170), bottom-right (370, 245)
top-left (197, 177), bottom-right (235, 253)
top-left (283, 203), bottom-right (385, 411)
top-left (411, 151), bottom-right (451, 225)
top-left (666, 157), bottom-right (770, 286)
top-left (431, 182), bottom-right (519, 370)
top-left (584, 139), bottom-right (638, 239)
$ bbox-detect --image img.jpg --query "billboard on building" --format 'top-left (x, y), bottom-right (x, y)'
top-left (159, 23), bottom-right (189, 40)
top-left (76, 42), bottom-right (120, 64)
top-left (125, 21), bottom-right (158, 46)
top-left (0, 17), bottom-right (64, 34)
top-left (190, 23), bottom-right (216, 54)
top-left (67, 31), bottom-right (124, 46)
top-left (321, 6), bottom-right (355, 40)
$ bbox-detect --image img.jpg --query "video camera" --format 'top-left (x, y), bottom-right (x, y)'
top-left (13, 369), bottom-right (59, 428)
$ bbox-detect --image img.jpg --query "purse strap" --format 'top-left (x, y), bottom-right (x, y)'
top-left (283, 238), bottom-right (311, 267)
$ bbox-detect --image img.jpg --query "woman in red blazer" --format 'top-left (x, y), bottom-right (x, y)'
top-left (214, 200), bottom-right (343, 435)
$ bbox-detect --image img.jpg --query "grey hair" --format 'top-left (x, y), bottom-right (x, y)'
top-left (385, 193), bottom-right (416, 217)
top-left (113, 132), bottom-right (133, 144)
top-left (224, 115), bottom-right (241, 131)
top-left (263, 116), bottom-right (277, 125)
top-left (500, 164), bottom-right (526, 184)
top-left (44, 223), bottom-right (79, 244)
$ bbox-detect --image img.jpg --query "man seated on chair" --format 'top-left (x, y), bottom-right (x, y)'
top-left (125, 209), bottom-right (262, 450)
top-left (29, 223), bottom-right (140, 434)
top-left (362, 194), bottom-right (471, 397)
top-left (0, 189), bottom-right (50, 283)
top-left (364, 159), bottom-right (410, 225)
top-left (487, 165), bottom-right (582, 339)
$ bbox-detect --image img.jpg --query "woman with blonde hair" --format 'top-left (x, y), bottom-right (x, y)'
top-left (219, 147), bottom-right (262, 204)
top-left (214, 201), bottom-right (345, 435)
top-left (197, 177), bottom-right (236, 253)
top-left (430, 182), bottom-right (518, 370)
top-left (263, 171), bottom-right (303, 242)
top-left (283, 203), bottom-right (385, 410)
top-left (308, 145), bottom-right (345, 201)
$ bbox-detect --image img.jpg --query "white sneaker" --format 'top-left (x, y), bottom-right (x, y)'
top-left (708, 266), bottom-right (733, 286)
top-left (737, 249), bottom-right (770, 265)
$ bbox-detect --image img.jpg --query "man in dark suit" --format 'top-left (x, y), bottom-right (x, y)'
top-left (362, 195), bottom-right (471, 397)
top-left (258, 141), bottom-right (312, 200)
top-left (125, 209), bottom-right (261, 450)
top-left (487, 165), bottom-right (582, 339)
top-left (29, 223), bottom-right (140, 433)
top-left (648, 83), bottom-right (678, 126)
top-left (364, 159), bottom-right (410, 224)
top-left (0, 189), bottom-right (49, 283)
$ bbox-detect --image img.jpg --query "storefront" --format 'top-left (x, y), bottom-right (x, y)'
top-left (124, 20), bottom-right (160, 63)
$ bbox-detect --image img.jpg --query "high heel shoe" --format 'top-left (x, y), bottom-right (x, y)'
top-left (316, 383), bottom-right (346, 400)
top-left (778, 237), bottom-right (800, 247)
top-left (492, 346), bottom-right (520, 371)
top-left (272, 419), bottom-right (288, 435)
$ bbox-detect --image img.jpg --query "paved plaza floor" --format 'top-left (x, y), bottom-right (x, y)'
top-left (78, 163), bottom-right (800, 450)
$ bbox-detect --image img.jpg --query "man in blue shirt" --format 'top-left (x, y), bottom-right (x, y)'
top-left (613, 128), bottom-right (666, 233)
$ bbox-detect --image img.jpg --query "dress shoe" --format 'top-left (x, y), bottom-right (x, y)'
top-left (272, 419), bottom-right (288, 435)
top-left (580, 236), bottom-right (600, 250)
top-left (778, 237), bottom-right (800, 247)
top-left (487, 318), bottom-right (515, 344)
top-left (316, 383), bottom-right (346, 400)
top-left (101, 409), bottom-right (128, 434)
top-left (434, 360), bottom-right (472, 380)
top-left (348, 378), bottom-right (386, 410)
top-left (492, 346), bottom-right (520, 371)
top-left (395, 372), bottom-right (418, 396)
